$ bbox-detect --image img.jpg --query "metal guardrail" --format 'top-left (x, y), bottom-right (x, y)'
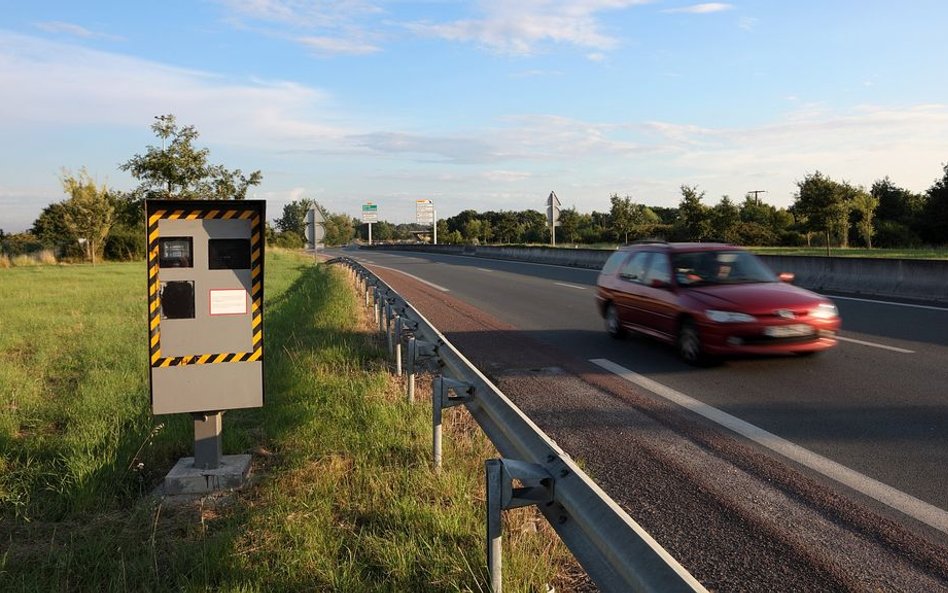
top-left (326, 257), bottom-right (708, 593)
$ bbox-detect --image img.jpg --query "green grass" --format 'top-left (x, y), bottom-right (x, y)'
top-left (0, 251), bottom-right (572, 592)
top-left (748, 246), bottom-right (948, 259)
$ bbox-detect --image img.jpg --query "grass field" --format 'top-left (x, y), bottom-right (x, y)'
top-left (0, 251), bottom-right (572, 592)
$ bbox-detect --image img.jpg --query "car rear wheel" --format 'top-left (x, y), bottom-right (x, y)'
top-left (605, 304), bottom-right (624, 339)
top-left (677, 318), bottom-right (704, 365)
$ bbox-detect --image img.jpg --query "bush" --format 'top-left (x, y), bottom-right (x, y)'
top-left (104, 225), bottom-right (145, 261)
top-left (270, 231), bottom-right (304, 249)
top-left (735, 222), bottom-right (777, 246)
top-left (874, 220), bottom-right (921, 248)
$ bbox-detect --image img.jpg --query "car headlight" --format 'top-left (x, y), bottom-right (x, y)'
top-left (811, 302), bottom-right (838, 319)
top-left (705, 310), bottom-right (755, 323)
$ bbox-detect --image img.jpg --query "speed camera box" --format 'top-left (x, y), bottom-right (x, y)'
top-left (146, 199), bottom-right (266, 415)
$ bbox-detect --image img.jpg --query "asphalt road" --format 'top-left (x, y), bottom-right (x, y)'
top-left (332, 246), bottom-right (948, 522)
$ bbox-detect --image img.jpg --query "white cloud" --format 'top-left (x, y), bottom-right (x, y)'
top-left (298, 35), bottom-right (380, 55)
top-left (407, 0), bottom-right (651, 55)
top-left (215, 0), bottom-right (387, 56)
top-left (482, 170), bottom-right (533, 182)
top-left (34, 21), bottom-right (124, 41)
top-left (0, 32), bottom-right (350, 148)
top-left (663, 3), bottom-right (735, 15)
top-left (215, 0), bottom-right (384, 28)
top-left (739, 16), bottom-right (758, 30)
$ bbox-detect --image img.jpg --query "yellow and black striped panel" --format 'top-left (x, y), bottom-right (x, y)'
top-left (147, 204), bottom-right (264, 368)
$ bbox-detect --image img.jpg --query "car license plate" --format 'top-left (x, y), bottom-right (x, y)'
top-left (764, 324), bottom-right (815, 338)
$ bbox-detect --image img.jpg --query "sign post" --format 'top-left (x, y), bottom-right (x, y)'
top-left (362, 203), bottom-right (378, 245)
top-left (146, 199), bottom-right (265, 494)
top-left (416, 199), bottom-right (436, 244)
top-left (546, 191), bottom-right (561, 246)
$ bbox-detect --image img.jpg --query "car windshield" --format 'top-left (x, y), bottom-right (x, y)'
top-left (671, 250), bottom-right (778, 286)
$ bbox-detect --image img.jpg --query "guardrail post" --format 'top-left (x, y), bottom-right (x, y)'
top-left (407, 337), bottom-right (437, 404)
top-left (485, 458), bottom-right (555, 593)
top-left (372, 287), bottom-right (380, 326)
top-left (386, 303), bottom-right (395, 355)
top-left (394, 316), bottom-right (403, 376)
top-left (432, 376), bottom-right (474, 470)
top-left (407, 336), bottom-right (416, 402)
top-left (486, 459), bottom-right (504, 593)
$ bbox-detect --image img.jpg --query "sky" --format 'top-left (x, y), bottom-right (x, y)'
top-left (2, 1), bottom-right (948, 232)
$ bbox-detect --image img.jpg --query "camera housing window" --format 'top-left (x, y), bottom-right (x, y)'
top-left (159, 237), bottom-right (193, 268)
top-left (208, 238), bottom-right (251, 270)
top-left (160, 281), bottom-right (195, 319)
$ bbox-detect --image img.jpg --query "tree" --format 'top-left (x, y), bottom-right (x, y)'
top-left (120, 114), bottom-right (262, 200)
top-left (871, 177), bottom-right (924, 247)
top-left (494, 211), bottom-right (521, 243)
top-left (609, 194), bottom-right (635, 243)
top-left (60, 168), bottom-right (114, 265)
top-left (519, 210), bottom-right (548, 243)
top-left (793, 172), bottom-right (853, 253)
top-left (851, 190), bottom-right (879, 248)
top-left (275, 198), bottom-right (316, 242)
top-left (31, 201), bottom-right (76, 251)
top-left (323, 213), bottom-right (356, 246)
top-left (676, 185), bottom-right (711, 241)
top-left (558, 208), bottom-right (582, 243)
top-left (462, 218), bottom-right (486, 244)
top-left (432, 218), bottom-right (452, 245)
top-left (919, 163), bottom-right (948, 245)
top-left (710, 196), bottom-right (740, 243)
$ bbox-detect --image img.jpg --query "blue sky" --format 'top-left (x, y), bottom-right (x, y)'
top-left (2, 1), bottom-right (948, 231)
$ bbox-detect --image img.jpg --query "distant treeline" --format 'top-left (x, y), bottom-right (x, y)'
top-left (347, 166), bottom-right (948, 249)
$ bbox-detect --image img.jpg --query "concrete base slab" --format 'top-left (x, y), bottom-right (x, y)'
top-left (162, 454), bottom-right (252, 496)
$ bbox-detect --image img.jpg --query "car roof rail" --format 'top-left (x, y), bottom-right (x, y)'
top-left (627, 239), bottom-right (669, 245)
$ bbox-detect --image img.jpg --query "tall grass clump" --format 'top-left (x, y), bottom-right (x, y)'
top-left (0, 251), bottom-right (573, 592)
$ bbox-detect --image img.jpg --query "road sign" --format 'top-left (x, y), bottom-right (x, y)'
top-left (362, 203), bottom-right (378, 223)
top-left (306, 206), bottom-right (326, 248)
top-left (546, 191), bottom-right (561, 227)
top-left (416, 199), bottom-right (434, 224)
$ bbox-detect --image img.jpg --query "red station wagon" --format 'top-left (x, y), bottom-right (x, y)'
top-left (595, 242), bottom-right (841, 364)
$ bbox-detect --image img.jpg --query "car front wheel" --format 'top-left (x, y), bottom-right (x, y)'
top-left (677, 318), bottom-right (703, 364)
top-left (605, 303), bottom-right (624, 339)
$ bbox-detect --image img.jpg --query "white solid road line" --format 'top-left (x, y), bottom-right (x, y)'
top-left (554, 282), bottom-right (588, 290)
top-left (590, 358), bottom-right (948, 535)
top-left (831, 295), bottom-right (948, 312)
top-left (476, 267), bottom-right (495, 273)
top-left (836, 336), bottom-right (915, 354)
top-left (368, 264), bottom-right (451, 292)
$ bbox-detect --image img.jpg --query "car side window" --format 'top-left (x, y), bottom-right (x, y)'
top-left (599, 251), bottom-right (628, 276)
top-left (642, 252), bottom-right (671, 286)
top-left (618, 251), bottom-right (650, 283)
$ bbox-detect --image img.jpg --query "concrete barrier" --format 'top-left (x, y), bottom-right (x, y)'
top-left (758, 255), bottom-right (948, 304)
top-left (368, 244), bottom-right (948, 305)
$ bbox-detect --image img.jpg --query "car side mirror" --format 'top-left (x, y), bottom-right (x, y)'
top-left (778, 272), bottom-right (795, 283)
